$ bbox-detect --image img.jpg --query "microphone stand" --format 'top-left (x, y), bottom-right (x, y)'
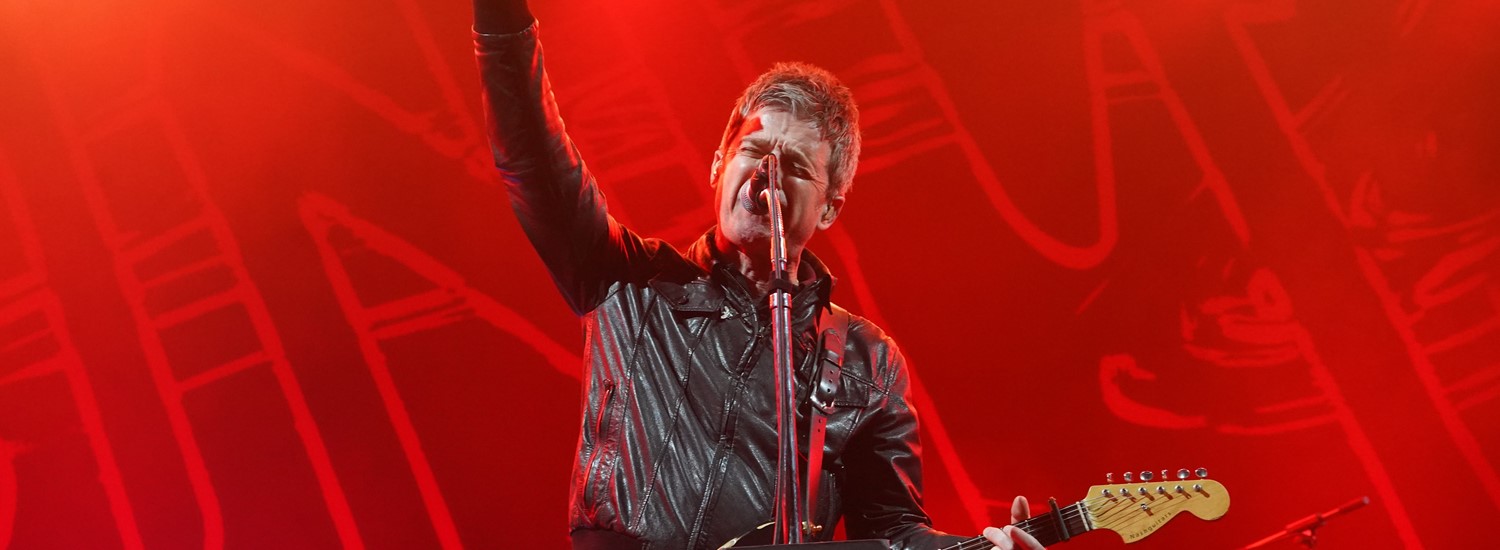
top-left (1240, 496), bottom-right (1370, 549)
top-left (762, 154), bottom-right (804, 545)
top-left (734, 156), bottom-right (886, 550)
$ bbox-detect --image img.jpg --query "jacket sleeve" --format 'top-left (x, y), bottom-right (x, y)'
top-left (474, 22), bottom-right (655, 315)
top-left (840, 346), bottom-right (967, 550)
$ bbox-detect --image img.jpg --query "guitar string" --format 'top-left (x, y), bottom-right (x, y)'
top-left (1081, 490), bottom-right (1215, 541)
top-left (1084, 490), bottom-right (1202, 527)
top-left (1091, 498), bottom-right (1182, 528)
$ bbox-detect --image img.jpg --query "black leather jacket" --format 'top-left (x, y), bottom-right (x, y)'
top-left (476, 22), bottom-right (962, 550)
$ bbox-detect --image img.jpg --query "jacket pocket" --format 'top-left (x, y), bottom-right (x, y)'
top-left (831, 372), bottom-right (873, 408)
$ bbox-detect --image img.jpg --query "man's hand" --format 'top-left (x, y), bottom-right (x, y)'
top-left (979, 496), bottom-right (1045, 550)
top-left (472, 0), bottom-right (533, 34)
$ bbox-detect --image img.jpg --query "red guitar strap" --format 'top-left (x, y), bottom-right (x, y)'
top-left (804, 303), bottom-right (849, 536)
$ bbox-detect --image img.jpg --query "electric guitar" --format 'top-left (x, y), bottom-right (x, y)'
top-left (939, 472), bottom-right (1230, 549)
top-left (722, 471), bottom-right (1229, 549)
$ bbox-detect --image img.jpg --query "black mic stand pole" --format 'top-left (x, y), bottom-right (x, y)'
top-left (729, 156), bottom-right (888, 550)
top-left (762, 154), bottom-right (804, 545)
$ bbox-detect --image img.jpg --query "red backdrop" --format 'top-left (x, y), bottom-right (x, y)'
top-left (2, 0), bottom-right (1497, 548)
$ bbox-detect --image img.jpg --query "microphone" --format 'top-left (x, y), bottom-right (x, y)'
top-left (740, 155), bottom-right (777, 214)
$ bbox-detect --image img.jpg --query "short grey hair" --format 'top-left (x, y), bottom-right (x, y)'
top-left (717, 62), bottom-right (862, 198)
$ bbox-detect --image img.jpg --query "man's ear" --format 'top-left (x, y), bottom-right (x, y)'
top-left (817, 194), bottom-right (845, 230)
top-left (710, 149), bottom-right (724, 187)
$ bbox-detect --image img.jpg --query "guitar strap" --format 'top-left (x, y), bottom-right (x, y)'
top-left (804, 303), bottom-right (849, 535)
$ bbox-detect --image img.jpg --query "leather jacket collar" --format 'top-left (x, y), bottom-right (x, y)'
top-left (659, 228), bottom-right (836, 322)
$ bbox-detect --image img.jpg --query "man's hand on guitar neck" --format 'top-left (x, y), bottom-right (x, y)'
top-left (980, 496), bottom-right (1046, 550)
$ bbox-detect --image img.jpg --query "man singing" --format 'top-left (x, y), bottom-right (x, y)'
top-left (472, 2), bottom-right (1044, 549)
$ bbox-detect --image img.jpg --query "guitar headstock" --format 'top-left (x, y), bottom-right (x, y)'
top-left (1083, 469), bottom-right (1230, 544)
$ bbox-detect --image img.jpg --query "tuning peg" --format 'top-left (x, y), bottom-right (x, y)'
top-left (1140, 470), bottom-right (1154, 482)
top-left (1106, 472), bottom-right (1113, 483)
top-left (1176, 468), bottom-right (1189, 480)
top-left (1123, 472), bottom-right (1134, 483)
top-left (1195, 467), bottom-right (1208, 479)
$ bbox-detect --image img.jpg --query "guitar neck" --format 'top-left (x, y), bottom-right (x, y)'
top-left (940, 500), bottom-right (1092, 550)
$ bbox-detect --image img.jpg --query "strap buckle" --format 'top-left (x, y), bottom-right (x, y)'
top-left (810, 343), bottom-right (841, 413)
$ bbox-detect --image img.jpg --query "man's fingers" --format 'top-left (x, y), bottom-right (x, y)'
top-left (982, 525), bottom-right (1046, 550)
top-left (987, 497), bottom-right (1036, 549)
top-left (981, 526), bottom-right (1014, 550)
top-left (1010, 495), bottom-right (1031, 524)
top-left (1012, 526), bottom-right (1045, 550)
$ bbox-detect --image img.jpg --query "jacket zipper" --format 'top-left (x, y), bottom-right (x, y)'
top-left (595, 379), bottom-right (616, 438)
top-left (686, 325), bottom-right (765, 550)
top-left (578, 378), bottom-right (617, 513)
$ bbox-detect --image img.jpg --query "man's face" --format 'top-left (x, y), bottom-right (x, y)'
top-left (712, 107), bottom-right (844, 261)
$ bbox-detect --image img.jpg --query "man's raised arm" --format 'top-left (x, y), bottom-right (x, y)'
top-left (473, 0), bottom-right (651, 314)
